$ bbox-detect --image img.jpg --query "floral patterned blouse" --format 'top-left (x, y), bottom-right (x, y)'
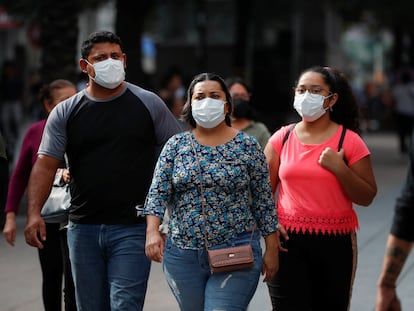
top-left (144, 130), bottom-right (278, 250)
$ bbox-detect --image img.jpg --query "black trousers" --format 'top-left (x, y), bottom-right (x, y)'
top-left (267, 230), bottom-right (357, 311)
top-left (37, 223), bottom-right (77, 311)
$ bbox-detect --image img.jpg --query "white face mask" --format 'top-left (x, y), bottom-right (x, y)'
top-left (192, 97), bottom-right (225, 128)
top-left (86, 58), bottom-right (125, 89)
top-left (293, 91), bottom-right (332, 122)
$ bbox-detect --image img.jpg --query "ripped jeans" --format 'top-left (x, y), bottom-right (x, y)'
top-left (163, 230), bottom-right (262, 311)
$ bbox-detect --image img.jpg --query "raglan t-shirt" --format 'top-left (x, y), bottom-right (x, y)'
top-left (38, 82), bottom-right (182, 224)
top-left (269, 124), bottom-right (370, 234)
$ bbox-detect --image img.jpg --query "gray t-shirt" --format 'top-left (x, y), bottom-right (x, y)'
top-left (39, 82), bottom-right (182, 224)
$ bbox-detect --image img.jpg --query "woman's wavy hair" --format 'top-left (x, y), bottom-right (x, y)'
top-left (298, 66), bottom-right (360, 133)
top-left (181, 72), bottom-right (233, 128)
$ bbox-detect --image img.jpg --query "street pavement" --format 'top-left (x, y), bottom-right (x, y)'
top-left (0, 131), bottom-right (413, 311)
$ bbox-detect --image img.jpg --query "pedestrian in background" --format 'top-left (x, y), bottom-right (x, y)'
top-left (225, 76), bottom-right (271, 148)
top-left (23, 30), bottom-right (182, 311)
top-left (264, 66), bottom-right (377, 310)
top-left (158, 67), bottom-right (188, 130)
top-left (0, 131), bottom-right (8, 229)
top-left (376, 128), bottom-right (414, 311)
top-left (389, 70), bottom-right (414, 154)
top-left (144, 72), bottom-right (279, 311)
top-left (3, 79), bottom-right (77, 311)
top-left (0, 60), bottom-right (24, 166)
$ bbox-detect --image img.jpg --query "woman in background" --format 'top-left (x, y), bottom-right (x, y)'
top-left (225, 76), bottom-right (271, 148)
top-left (3, 79), bottom-right (77, 311)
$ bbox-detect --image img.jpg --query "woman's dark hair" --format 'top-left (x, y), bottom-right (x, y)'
top-left (298, 66), bottom-right (360, 133)
top-left (39, 79), bottom-right (76, 116)
top-left (224, 76), bottom-right (252, 94)
top-left (81, 31), bottom-right (123, 59)
top-left (181, 72), bottom-right (233, 128)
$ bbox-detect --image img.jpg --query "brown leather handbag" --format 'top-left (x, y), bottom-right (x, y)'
top-left (191, 136), bottom-right (254, 274)
top-left (207, 244), bottom-right (254, 274)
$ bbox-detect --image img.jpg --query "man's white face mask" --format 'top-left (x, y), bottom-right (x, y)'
top-left (85, 58), bottom-right (125, 89)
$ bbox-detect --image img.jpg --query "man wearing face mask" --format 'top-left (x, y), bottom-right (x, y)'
top-left (264, 66), bottom-right (377, 311)
top-left (24, 31), bottom-right (182, 311)
top-left (224, 76), bottom-right (271, 149)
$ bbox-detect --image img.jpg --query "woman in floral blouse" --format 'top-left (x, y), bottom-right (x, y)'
top-left (144, 72), bottom-right (279, 311)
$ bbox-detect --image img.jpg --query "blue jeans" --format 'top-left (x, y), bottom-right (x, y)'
top-left (67, 222), bottom-right (151, 311)
top-left (163, 230), bottom-right (262, 311)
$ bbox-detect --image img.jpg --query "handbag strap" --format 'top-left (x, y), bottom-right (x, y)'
top-left (190, 135), bottom-right (212, 250)
top-left (64, 153), bottom-right (69, 168)
top-left (190, 134), bottom-right (254, 251)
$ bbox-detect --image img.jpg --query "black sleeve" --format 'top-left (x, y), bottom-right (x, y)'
top-left (390, 131), bottom-right (414, 241)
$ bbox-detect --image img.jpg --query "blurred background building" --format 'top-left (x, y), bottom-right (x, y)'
top-left (0, 0), bottom-right (413, 155)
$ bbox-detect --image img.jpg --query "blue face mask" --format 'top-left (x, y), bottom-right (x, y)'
top-left (192, 98), bottom-right (225, 128)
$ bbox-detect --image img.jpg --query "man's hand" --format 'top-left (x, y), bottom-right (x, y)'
top-left (24, 214), bottom-right (46, 249)
top-left (25, 154), bottom-right (60, 249)
top-left (376, 286), bottom-right (401, 311)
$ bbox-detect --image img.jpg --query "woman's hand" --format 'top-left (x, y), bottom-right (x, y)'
top-left (262, 248), bottom-right (279, 282)
top-left (145, 230), bottom-right (165, 263)
top-left (3, 212), bottom-right (17, 246)
top-left (278, 224), bottom-right (289, 252)
top-left (145, 215), bottom-right (164, 262)
top-left (262, 231), bottom-right (279, 282)
top-left (318, 147), bottom-right (346, 173)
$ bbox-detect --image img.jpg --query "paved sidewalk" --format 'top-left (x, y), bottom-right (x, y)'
top-left (0, 131), bottom-right (413, 310)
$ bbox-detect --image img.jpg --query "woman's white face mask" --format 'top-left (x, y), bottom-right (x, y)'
top-left (293, 91), bottom-right (332, 122)
top-left (191, 97), bottom-right (225, 128)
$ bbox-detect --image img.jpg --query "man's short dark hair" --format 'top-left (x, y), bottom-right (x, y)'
top-left (81, 31), bottom-right (123, 59)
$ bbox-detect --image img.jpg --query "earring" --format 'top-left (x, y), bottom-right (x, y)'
top-left (329, 106), bottom-right (333, 112)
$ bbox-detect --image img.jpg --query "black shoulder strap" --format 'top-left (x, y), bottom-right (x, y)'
top-left (338, 126), bottom-right (348, 165)
top-left (282, 123), bottom-right (348, 164)
top-left (338, 126), bottom-right (346, 151)
top-left (282, 123), bottom-right (296, 146)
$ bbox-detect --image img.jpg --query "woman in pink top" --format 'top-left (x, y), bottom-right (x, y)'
top-left (3, 79), bottom-right (77, 311)
top-left (264, 66), bottom-right (377, 311)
